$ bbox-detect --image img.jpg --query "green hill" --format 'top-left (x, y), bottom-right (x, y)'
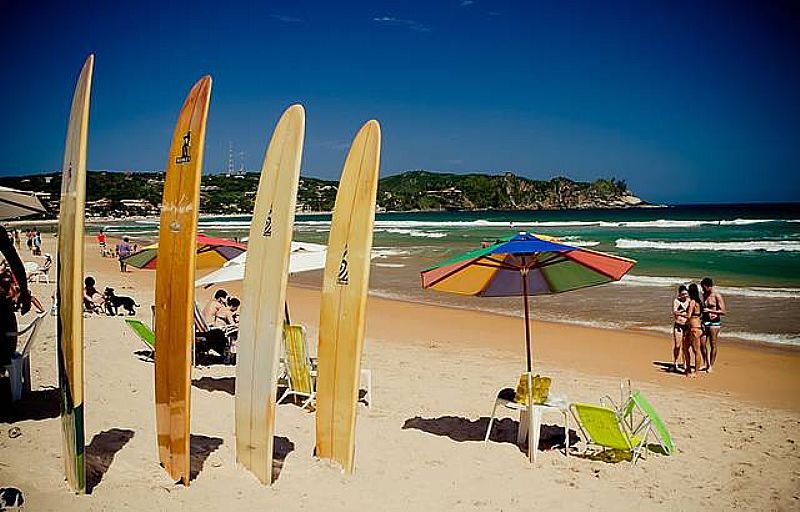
top-left (0, 170), bottom-right (642, 218)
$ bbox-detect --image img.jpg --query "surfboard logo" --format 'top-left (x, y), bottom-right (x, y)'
top-left (337, 248), bottom-right (349, 285)
top-left (263, 207), bottom-right (273, 237)
top-left (175, 131), bottom-right (192, 164)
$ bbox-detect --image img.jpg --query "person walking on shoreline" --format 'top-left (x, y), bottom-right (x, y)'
top-left (701, 277), bottom-right (726, 373)
top-left (672, 284), bottom-right (689, 372)
top-left (116, 236), bottom-right (133, 272)
top-left (97, 230), bottom-right (108, 257)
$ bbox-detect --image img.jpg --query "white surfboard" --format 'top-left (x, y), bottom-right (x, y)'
top-left (235, 105), bottom-right (305, 484)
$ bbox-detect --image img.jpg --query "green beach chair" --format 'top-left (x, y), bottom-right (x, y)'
top-left (570, 402), bottom-right (649, 464)
top-left (624, 391), bottom-right (675, 456)
top-left (125, 319), bottom-right (156, 359)
top-left (602, 382), bottom-right (676, 456)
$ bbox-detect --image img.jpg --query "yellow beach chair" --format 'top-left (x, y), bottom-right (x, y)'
top-left (278, 324), bottom-right (316, 410)
top-left (570, 402), bottom-right (649, 464)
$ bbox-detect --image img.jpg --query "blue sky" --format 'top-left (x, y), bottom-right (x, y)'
top-left (1, 0), bottom-right (798, 203)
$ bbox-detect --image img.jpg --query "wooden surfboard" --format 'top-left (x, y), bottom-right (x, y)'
top-left (57, 54), bottom-right (93, 493)
top-left (154, 76), bottom-right (212, 485)
top-left (235, 105), bottom-right (305, 484)
top-left (315, 120), bottom-right (381, 473)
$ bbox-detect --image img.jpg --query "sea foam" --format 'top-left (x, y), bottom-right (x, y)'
top-left (616, 239), bottom-right (800, 252)
top-left (616, 275), bottom-right (800, 298)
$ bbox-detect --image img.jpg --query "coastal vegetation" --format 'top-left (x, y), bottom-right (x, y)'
top-left (0, 170), bottom-right (641, 218)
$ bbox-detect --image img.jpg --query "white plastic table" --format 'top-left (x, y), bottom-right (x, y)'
top-left (514, 399), bottom-right (570, 463)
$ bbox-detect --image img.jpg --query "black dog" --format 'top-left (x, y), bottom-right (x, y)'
top-left (0, 487), bottom-right (24, 510)
top-left (103, 287), bottom-right (138, 316)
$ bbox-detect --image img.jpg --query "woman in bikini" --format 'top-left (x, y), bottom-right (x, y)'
top-left (683, 283), bottom-right (705, 377)
top-left (672, 285), bottom-right (689, 372)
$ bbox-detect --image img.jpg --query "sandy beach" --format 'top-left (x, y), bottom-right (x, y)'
top-left (1, 234), bottom-right (799, 511)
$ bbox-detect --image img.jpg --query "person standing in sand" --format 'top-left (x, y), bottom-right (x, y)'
top-left (701, 277), bottom-right (726, 373)
top-left (116, 236), bottom-right (133, 272)
top-left (683, 283), bottom-right (706, 377)
top-left (672, 284), bottom-right (690, 371)
top-left (97, 230), bottom-right (107, 257)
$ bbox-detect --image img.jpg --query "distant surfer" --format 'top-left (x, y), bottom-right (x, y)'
top-left (701, 277), bottom-right (726, 373)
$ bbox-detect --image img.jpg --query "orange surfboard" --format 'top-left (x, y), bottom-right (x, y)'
top-left (154, 76), bottom-right (212, 485)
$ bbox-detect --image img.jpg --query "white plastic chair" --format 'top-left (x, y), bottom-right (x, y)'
top-left (4, 311), bottom-right (47, 402)
top-left (26, 254), bottom-right (52, 284)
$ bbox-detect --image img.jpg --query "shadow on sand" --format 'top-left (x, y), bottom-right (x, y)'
top-left (402, 415), bottom-right (578, 452)
top-left (189, 434), bottom-right (224, 482)
top-left (0, 387), bottom-right (61, 422)
top-left (652, 361), bottom-right (688, 375)
top-left (271, 436), bottom-right (295, 482)
top-left (192, 376), bottom-right (235, 395)
top-left (86, 428), bottom-right (135, 493)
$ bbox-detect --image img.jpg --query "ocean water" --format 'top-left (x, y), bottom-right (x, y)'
top-left (99, 203), bottom-right (800, 348)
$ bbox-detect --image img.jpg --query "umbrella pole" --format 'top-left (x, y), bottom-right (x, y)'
top-left (284, 301), bottom-right (291, 325)
top-left (521, 269), bottom-right (532, 373)
top-left (521, 267), bottom-right (535, 463)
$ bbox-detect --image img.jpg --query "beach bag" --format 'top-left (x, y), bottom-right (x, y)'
top-left (514, 373), bottom-right (551, 405)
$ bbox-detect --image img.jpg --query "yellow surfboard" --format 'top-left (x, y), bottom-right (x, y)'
top-left (315, 120), bottom-right (381, 473)
top-left (57, 54), bottom-right (93, 494)
top-left (235, 105), bottom-right (305, 484)
top-left (154, 76), bottom-right (212, 485)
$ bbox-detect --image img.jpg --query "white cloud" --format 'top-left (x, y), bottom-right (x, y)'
top-left (460, 0), bottom-right (476, 6)
top-left (373, 16), bottom-right (432, 32)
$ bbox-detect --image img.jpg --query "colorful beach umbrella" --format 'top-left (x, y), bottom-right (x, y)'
top-left (421, 232), bottom-right (636, 374)
top-left (123, 234), bottom-right (245, 270)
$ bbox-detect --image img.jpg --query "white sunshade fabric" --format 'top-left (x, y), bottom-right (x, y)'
top-left (194, 241), bottom-right (327, 287)
top-left (0, 186), bottom-right (47, 220)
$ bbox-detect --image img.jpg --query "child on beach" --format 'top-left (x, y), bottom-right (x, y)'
top-left (97, 230), bottom-right (107, 257)
top-left (83, 276), bottom-right (104, 314)
top-left (672, 285), bottom-right (689, 371)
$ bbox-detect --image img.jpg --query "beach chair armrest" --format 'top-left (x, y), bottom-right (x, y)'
top-left (14, 312), bottom-right (47, 336)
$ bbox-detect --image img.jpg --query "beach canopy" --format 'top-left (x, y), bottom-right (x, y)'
top-left (195, 241), bottom-right (327, 287)
top-left (0, 186), bottom-right (46, 220)
top-left (123, 234), bottom-right (246, 270)
top-left (421, 232), bottom-right (636, 373)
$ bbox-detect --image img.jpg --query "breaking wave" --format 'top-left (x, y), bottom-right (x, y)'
top-left (616, 275), bottom-right (800, 298)
top-left (615, 239), bottom-right (800, 252)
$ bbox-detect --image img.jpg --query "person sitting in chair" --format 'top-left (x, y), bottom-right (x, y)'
top-left (202, 289), bottom-right (228, 327)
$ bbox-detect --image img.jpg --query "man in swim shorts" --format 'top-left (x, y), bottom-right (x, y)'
top-left (701, 277), bottom-right (726, 372)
